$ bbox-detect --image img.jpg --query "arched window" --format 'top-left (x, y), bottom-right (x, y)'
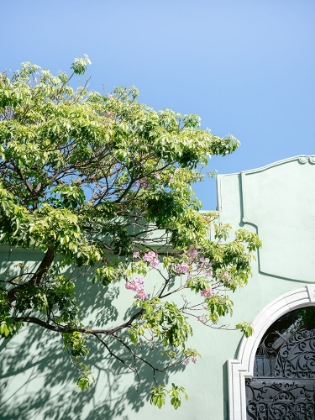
top-left (228, 285), bottom-right (315, 420)
top-left (246, 306), bottom-right (315, 419)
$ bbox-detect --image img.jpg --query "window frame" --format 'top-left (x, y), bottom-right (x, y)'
top-left (227, 285), bottom-right (315, 420)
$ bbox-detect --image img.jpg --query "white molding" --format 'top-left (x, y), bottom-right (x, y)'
top-left (227, 285), bottom-right (315, 420)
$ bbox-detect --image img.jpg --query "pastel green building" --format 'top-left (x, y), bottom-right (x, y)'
top-left (1, 156), bottom-right (315, 419)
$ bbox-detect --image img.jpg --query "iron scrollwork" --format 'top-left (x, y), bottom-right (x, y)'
top-left (275, 329), bottom-right (315, 379)
top-left (246, 317), bottom-right (315, 419)
top-left (246, 378), bottom-right (315, 419)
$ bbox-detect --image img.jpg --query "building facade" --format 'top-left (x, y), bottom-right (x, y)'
top-left (1, 156), bottom-right (315, 419)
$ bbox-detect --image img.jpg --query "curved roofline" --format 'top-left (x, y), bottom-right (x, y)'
top-left (218, 155), bottom-right (315, 178)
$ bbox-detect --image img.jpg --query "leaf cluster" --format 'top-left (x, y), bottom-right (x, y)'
top-left (0, 59), bottom-right (260, 409)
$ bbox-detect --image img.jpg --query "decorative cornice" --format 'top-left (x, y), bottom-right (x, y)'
top-left (216, 155), bottom-right (315, 214)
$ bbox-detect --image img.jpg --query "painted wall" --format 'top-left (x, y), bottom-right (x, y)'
top-left (1, 156), bottom-right (313, 420)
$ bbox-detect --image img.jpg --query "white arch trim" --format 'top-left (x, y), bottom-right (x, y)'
top-left (227, 285), bottom-right (315, 420)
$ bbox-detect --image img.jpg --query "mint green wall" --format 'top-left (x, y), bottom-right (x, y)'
top-left (1, 156), bottom-right (313, 420)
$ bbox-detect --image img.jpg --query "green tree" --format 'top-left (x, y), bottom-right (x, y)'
top-left (0, 56), bottom-right (260, 409)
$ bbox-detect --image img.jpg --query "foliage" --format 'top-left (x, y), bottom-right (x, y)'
top-left (0, 57), bottom-right (261, 409)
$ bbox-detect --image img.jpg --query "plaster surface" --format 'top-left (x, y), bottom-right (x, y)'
top-left (1, 156), bottom-right (314, 420)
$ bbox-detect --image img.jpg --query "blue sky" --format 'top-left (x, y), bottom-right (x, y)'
top-left (2, 0), bottom-right (315, 209)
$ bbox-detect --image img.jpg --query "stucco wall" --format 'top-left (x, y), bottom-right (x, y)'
top-left (1, 156), bottom-right (314, 420)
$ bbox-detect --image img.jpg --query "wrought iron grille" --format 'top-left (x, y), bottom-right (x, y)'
top-left (246, 378), bottom-right (315, 419)
top-left (245, 308), bottom-right (315, 420)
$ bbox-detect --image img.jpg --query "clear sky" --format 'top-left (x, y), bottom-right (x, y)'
top-left (2, 0), bottom-right (315, 209)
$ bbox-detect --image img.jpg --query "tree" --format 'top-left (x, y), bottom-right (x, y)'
top-left (0, 56), bottom-right (261, 409)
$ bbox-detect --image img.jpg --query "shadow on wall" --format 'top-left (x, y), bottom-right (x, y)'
top-left (0, 326), bottom-right (134, 420)
top-left (0, 266), bottom-right (185, 420)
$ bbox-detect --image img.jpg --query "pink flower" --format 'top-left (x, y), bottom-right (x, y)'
top-left (183, 358), bottom-right (190, 365)
top-left (187, 245), bottom-right (198, 260)
top-left (125, 282), bottom-right (137, 291)
top-left (221, 271), bottom-right (231, 283)
top-left (169, 176), bottom-right (175, 183)
top-left (154, 173), bottom-right (161, 179)
top-left (133, 277), bottom-right (145, 291)
top-left (143, 251), bottom-right (157, 262)
top-left (199, 257), bottom-right (210, 265)
top-left (150, 259), bottom-right (159, 268)
top-left (174, 263), bottom-right (189, 274)
top-left (201, 289), bottom-right (213, 298)
top-left (192, 357), bottom-right (197, 364)
top-left (197, 316), bottom-right (201, 322)
top-left (125, 277), bottom-right (145, 292)
top-left (133, 252), bottom-right (140, 259)
top-left (143, 251), bottom-right (159, 268)
top-left (135, 290), bottom-right (148, 300)
top-left (205, 270), bottom-right (213, 277)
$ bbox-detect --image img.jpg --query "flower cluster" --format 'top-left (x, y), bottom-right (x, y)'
top-left (126, 251), bottom-right (160, 300)
top-left (183, 356), bottom-right (197, 365)
top-left (125, 277), bottom-right (144, 291)
top-left (222, 270), bottom-right (232, 284)
top-left (174, 262), bottom-right (189, 274)
top-left (125, 277), bottom-right (148, 300)
top-left (142, 251), bottom-right (159, 268)
top-left (200, 289), bottom-right (213, 298)
top-left (135, 290), bottom-right (149, 300)
top-left (187, 245), bottom-right (199, 261)
top-left (133, 251), bottom-right (159, 268)
top-left (216, 269), bottom-right (232, 284)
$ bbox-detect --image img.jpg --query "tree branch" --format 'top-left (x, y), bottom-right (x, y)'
top-left (10, 308), bottom-right (144, 335)
top-left (7, 248), bottom-right (55, 303)
top-left (93, 333), bottom-right (137, 374)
